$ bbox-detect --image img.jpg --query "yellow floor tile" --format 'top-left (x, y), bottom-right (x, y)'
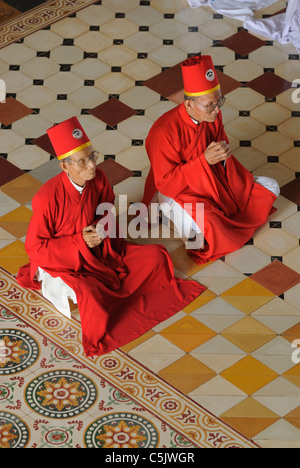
top-left (283, 364), bottom-right (300, 389)
top-left (221, 397), bottom-right (280, 439)
top-left (0, 240), bottom-right (29, 274)
top-left (221, 296), bottom-right (275, 315)
top-left (159, 316), bottom-right (217, 352)
top-left (221, 333), bottom-right (276, 354)
top-left (222, 416), bottom-right (279, 440)
top-left (222, 397), bottom-right (279, 418)
top-left (183, 289), bottom-right (217, 313)
top-left (221, 278), bottom-right (275, 297)
top-left (0, 205), bottom-right (33, 238)
top-left (220, 356), bottom-right (278, 394)
top-left (160, 333), bottom-right (216, 352)
top-left (158, 354), bottom-right (216, 394)
top-left (221, 278), bottom-right (275, 313)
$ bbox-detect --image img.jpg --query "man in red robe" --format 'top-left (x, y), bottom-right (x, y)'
top-left (142, 55), bottom-right (280, 265)
top-left (17, 117), bottom-right (205, 357)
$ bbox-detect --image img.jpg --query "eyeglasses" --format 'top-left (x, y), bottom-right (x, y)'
top-left (68, 151), bottom-right (99, 168)
top-left (192, 96), bottom-right (226, 114)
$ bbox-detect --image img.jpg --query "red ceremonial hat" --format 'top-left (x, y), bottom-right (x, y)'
top-left (47, 117), bottom-right (91, 160)
top-left (182, 55), bottom-right (220, 97)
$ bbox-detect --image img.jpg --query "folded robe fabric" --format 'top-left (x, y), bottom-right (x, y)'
top-left (186, 0), bottom-right (300, 52)
top-left (186, 0), bottom-right (279, 21)
top-left (142, 104), bottom-right (277, 265)
top-left (17, 169), bottom-right (205, 357)
top-left (244, 0), bottom-right (300, 53)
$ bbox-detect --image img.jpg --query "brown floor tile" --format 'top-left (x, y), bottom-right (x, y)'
top-left (0, 1), bottom-right (20, 24)
top-left (247, 71), bottom-right (291, 99)
top-left (280, 178), bottom-right (300, 206)
top-left (282, 323), bottom-right (300, 344)
top-left (143, 63), bottom-right (184, 99)
top-left (33, 133), bottom-right (56, 157)
top-left (0, 239), bottom-right (29, 274)
top-left (216, 70), bottom-right (242, 95)
top-left (0, 157), bottom-right (24, 186)
top-left (282, 364), bottom-right (300, 388)
top-left (168, 89), bottom-right (185, 105)
top-left (221, 30), bottom-right (266, 57)
top-left (97, 158), bottom-right (134, 187)
top-left (89, 98), bottom-right (137, 127)
top-left (0, 97), bottom-right (33, 126)
top-left (251, 260), bottom-right (300, 296)
top-left (284, 407), bottom-right (300, 430)
top-left (1, 173), bottom-right (43, 204)
top-left (0, 205), bottom-right (33, 238)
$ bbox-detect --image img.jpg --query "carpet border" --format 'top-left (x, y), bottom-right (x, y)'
top-left (0, 0), bottom-right (98, 49)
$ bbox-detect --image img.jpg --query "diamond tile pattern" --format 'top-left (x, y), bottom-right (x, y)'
top-left (143, 63), bottom-right (183, 99)
top-left (0, 97), bottom-right (33, 126)
top-left (89, 97), bottom-right (138, 127)
top-left (0, 157), bottom-right (24, 186)
top-left (97, 158), bottom-right (134, 187)
top-left (221, 30), bottom-right (266, 57)
top-left (216, 70), bottom-right (242, 95)
top-left (251, 261), bottom-right (300, 296)
top-left (0, 0), bottom-right (299, 449)
top-left (247, 71), bottom-right (292, 99)
top-left (281, 178), bottom-right (300, 206)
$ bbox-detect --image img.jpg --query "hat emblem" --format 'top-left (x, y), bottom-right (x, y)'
top-left (206, 69), bottom-right (215, 82)
top-left (72, 128), bottom-right (83, 140)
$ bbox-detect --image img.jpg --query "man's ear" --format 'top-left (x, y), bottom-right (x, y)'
top-left (59, 161), bottom-right (68, 173)
top-left (184, 98), bottom-right (193, 113)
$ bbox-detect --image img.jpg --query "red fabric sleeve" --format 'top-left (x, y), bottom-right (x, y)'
top-left (146, 128), bottom-right (205, 200)
top-left (25, 190), bottom-right (82, 273)
top-left (145, 111), bottom-right (230, 200)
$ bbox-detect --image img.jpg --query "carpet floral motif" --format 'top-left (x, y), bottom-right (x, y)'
top-left (0, 330), bottom-right (40, 374)
top-left (85, 413), bottom-right (159, 449)
top-left (25, 370), bottom-right (98, 418)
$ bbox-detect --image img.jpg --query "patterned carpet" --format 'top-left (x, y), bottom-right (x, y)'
top-left (0, 0), bottom-right (300, 448)
top-left (0, 267), bottom-right (257, 448)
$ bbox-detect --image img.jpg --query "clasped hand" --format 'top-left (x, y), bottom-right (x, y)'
top-left (204, 140), bottom-right (231, 165)
top-left (82, 224), bottom-right (104, 249)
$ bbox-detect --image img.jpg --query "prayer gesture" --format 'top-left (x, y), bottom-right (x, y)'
top-left (204, 140), bottom-right (231, 165)
top-left (83, 225), bottom-right (104, 249)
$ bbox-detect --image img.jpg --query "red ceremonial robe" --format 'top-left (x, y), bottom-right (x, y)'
top-left (17, 169), bottom-right (205, 357)
top-left (142, 103), bottom-right (276, 265)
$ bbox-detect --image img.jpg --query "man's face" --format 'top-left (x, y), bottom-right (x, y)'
top-left (185, 89), bottom-right (224, 123)
top-left (59, 146), bottom-right (99, 187)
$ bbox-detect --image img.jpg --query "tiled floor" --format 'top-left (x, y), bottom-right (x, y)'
top-left (0, 0), bottom-right (300, 449)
